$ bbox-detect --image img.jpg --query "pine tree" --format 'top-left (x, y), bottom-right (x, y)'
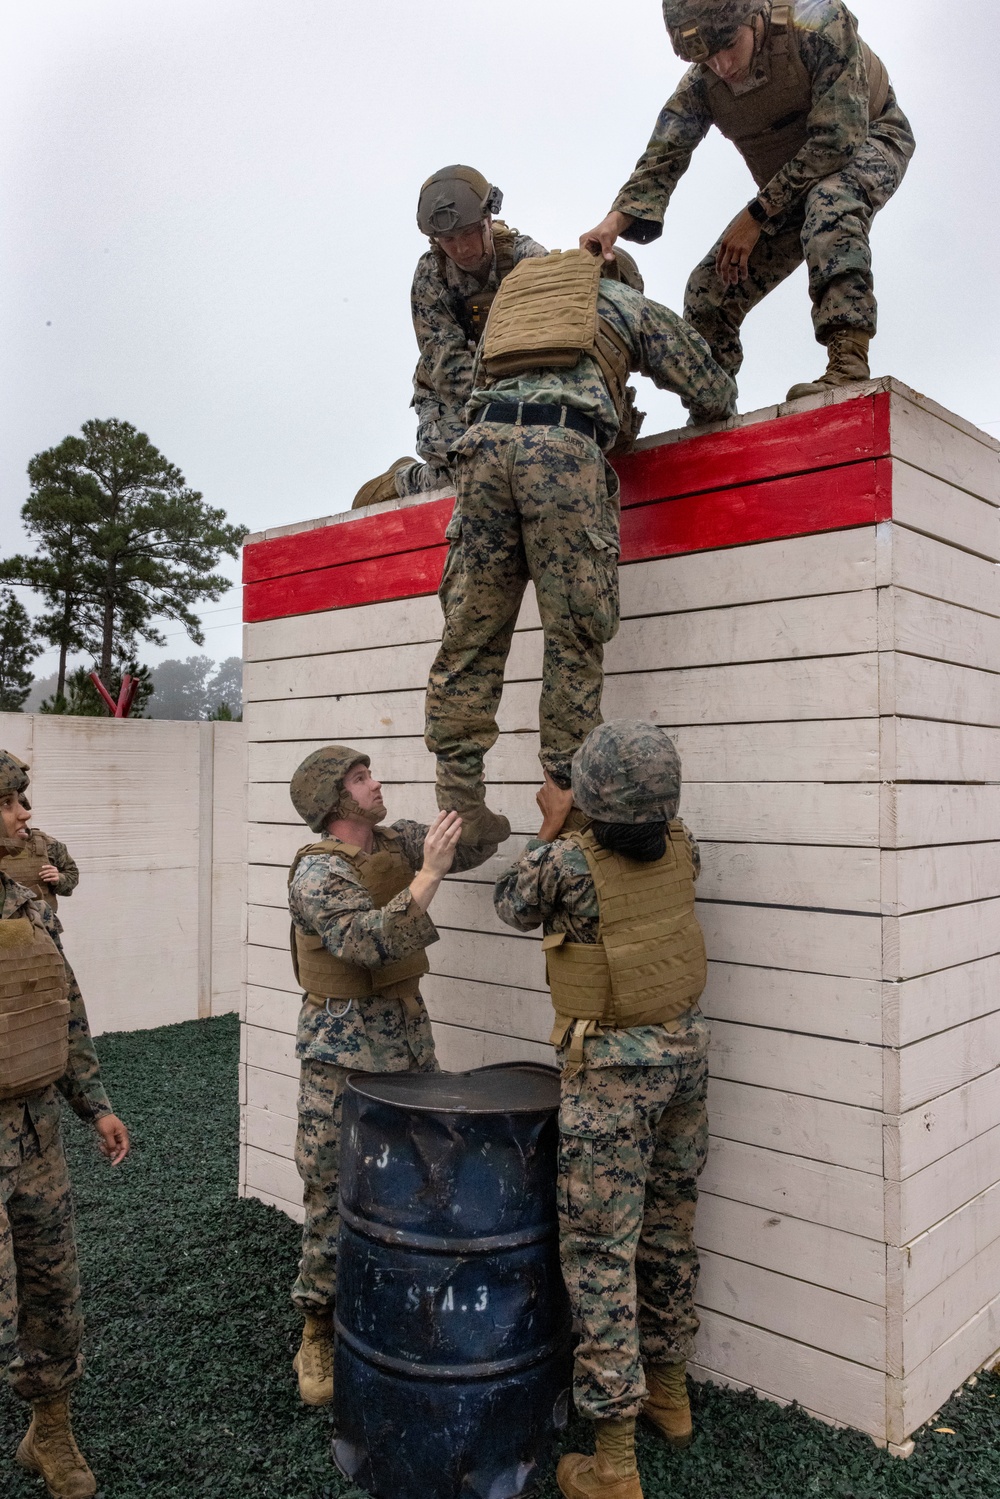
top-left (0, 588), bottom-right (41, 711)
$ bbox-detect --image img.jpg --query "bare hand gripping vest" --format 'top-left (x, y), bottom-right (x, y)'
top-left (544, 822), bottom-right (707, 1046)
top-left (0, 910), bottom-right (70, 1100)
top-left (288, 831), bottom-right (430, 1003)
top-left (703, 4), bottom-right (890, 189)
top-left (3, 830), bottom-right (57, 909)
top-left (481, 249), bottom-right (634, 425)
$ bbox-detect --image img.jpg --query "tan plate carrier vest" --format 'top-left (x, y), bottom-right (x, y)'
top-left (543, 822), bottom-right (707, 1053)
top-left (288, 830), bottom-right (429, 1004)
top-left (0, 911), bottom-right (70, 1100)
top-left (3, 831), bottom-right (57, 910)
top-left (433, 220), bottom-right (519, 344)
top-left (704, 4), bottom-right (890, 189)
top-left (480, 250), bottom-right (634, 429)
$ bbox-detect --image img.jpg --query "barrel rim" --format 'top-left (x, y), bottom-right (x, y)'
top-left (338, 1201), bottom-right (557, 1255)
top-left (344, 1062), bottom-right (561, 1116)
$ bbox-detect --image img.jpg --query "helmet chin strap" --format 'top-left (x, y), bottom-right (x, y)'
top-left (335, 792), bottom-right (388, 827)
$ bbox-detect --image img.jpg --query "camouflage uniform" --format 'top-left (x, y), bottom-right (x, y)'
top-left (3, 830), bottom-right (80, 911)
top-left (424, 277), bottom-right (736, 788)
top-left (289, 819), bottom-right (494, 1312)
top-left (398, 229), bottom-right (547, 496)
top-left (0, 875), bottom-right (112, 1403)
top-left (494, 831), bottom-right (709, 1420)
top-left (611, 0), bottom-right (916, 375)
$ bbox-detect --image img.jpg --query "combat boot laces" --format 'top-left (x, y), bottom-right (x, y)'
top-left (293, 1312), bottom-right (335, 1406)
top-left (556, 1417), bottom-right (643, 1499)
top-left (786, 330), bottom-right (871, 402)
top-left (642, 1361), bottom-right (693, 1448)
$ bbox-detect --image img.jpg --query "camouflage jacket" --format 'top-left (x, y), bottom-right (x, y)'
top-left (613, 0), bottom-right (907, 227)
top-left (290, 819), bottom-right (497, 1069)
top-left (33, 829), bottom-right (80, 897)
top-left (493, 824), bottom-right (704, 1068)
top-left (466, 278), bottom-right (737, 448)
top-left (410, 229), bottom-right (547, 466)
top-left (0, 873), bottom-right (112, 1164)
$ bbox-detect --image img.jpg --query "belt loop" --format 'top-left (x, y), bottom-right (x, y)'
top-left (516, 401), bottom-right (523, 426)
top-left (559, 406), bottom-right (568, 428)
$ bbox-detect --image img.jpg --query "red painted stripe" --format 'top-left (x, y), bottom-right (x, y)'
top-left (617, 393), bottom-right (886, 509)
top-left (243, 457), bottom-right (893, 623)
top-left (243, 544), bottom-right (449, 623)
top-left (242, 496), bottom-right (455, 585)
top-left (242, 394), bottom-right (889, 587)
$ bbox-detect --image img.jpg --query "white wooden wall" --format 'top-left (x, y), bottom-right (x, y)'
top-left (240, 383), bottom-right (1000, 1451)
top-left (0, 713), bottom-right (246, 1034)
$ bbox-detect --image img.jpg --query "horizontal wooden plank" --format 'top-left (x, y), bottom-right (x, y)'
top-left (891, 459), bottom-right (1000, 560)
top-left (702, 965), bottom-right (882, 1045)
top-left (886, 897), bottom-right (1000, 981)
top-left (887, 524), bottom-right (1000, 619)
top-left (695, 1193), bottom-right (885, 1304)
top-left (616, 394), bottom-right (883, 506)
top-left (883, 785), bottom-right (1000, 848)
top-left (887, 718), bottom-right (1000, 784)
top-left (247, 717), bottom-right (883, 788)
top-left (892, 1065), bottom-right (1000, 1182)
top-left (701, 1137), bottom-right (883, 1238)
top-left (697, 1250), bottom-right (886, 1370)
top-left (902, 1231), bottom-right (1000, 1372)
top-left (894, 1285), bottom-right (1000, 1441)
top-left (885, 844), bottom-right (1000, 918)
top-left (710, 1020), bottom-right (882, 1109)
top-left (882, 653), bottom-right (1000, 729)
top-left (892, 1006), bottom-right (1000, 1115)
top-left (244, 496), bottom-right (454, 583)
top-left (892, 1118), bottom-right (1000, 1244)
top-left (700, 842), bottom-right (880, 912)
top-left (422, 973), bottom-right (552, 1047)
top-left (244, 1143), bottom-right (303, 1208)
top-left (244, 594), bottom-right (446, 663)
top-left (244, 1020), bottom-right (297, 1077)
top-left (883, 589), bottom-right (1000, 673)
top-left (890, 953), bottom-right (1000, 1049)
top-left (901, 1178), bottom-right (1000, 1310)
top-left (698, 904), bottom-right (882, 980)
top-left (245, 1062), bottom-right (299, 1119)
top-left (244, 1103), bottom-right (297, 1158)
top-left (889, 391), bottom-right (999, 508)
top-left (245, 983), bottom-right (301, 1038)
top-left (695, 1306), bottom-right (886, 1439)
top-left (242, 1184), bottom-right (305, 1226)
top-left (430, 1020), bottom-right (552, 1071)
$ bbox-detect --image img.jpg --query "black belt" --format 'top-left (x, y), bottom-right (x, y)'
top-left (476, 402), bottom-right (598, 443)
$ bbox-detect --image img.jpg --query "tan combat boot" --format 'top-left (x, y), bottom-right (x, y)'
top-left (352, 456), bottom-right (417, 509)
top-left (293, 1311), bottom-right (334, 1406)
top-left (15, 1392), bottom-right (97, 1499)
top-left (557, 1417), bottom-right (643, 1499)
top-left (786, 330), bottom-right (871, 401)
top-left (435, 766), bottom-right (511, 846)
top-left (642, 1361), bottom-right (693, 1448)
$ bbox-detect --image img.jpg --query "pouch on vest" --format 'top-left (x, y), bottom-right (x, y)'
top-left (288, 834), bottom-right (430, 1004)
top-left (1, 831), bottom-right (57, 910)
top-left (0, 914), bottom-right (70, 1100)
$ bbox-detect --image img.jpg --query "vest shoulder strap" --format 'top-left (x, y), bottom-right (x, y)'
top-left (491, 220), bottom-right (519, 281)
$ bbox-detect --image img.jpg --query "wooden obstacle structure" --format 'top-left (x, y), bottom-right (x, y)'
top-left (239, 378), bottom-right (1000, 1452)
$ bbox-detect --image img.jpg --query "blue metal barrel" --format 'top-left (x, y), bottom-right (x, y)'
top-left (333, 1063), bottom-right (572, 1499)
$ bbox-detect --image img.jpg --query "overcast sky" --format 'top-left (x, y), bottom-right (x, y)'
top-left (3, 0), bottom-right (998, 676)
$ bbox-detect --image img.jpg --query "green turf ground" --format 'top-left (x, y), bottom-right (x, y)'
top-left (2, 1014), bottom-right (998, 1497)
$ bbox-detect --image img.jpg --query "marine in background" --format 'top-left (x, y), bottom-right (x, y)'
top-left (353, 166), bottom-right (546, 507)
top-left (0, 751), bottom-right (129, 1499)
top-left (286, 744), bottom-right (497, 1407)
top-left (424, 246), bottom-right (735, 844)
top-left (494, 723), bottom-right (710, 1499)
top-left (1, 791), bottom-right (80, 912)
top-left (581, 0), bottom-right (915, 400)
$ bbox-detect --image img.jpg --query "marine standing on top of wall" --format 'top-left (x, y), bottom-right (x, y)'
top-left (424, 245), bottom-right (735, 845)
top-left (495, 724), bottom-right (710, 1499)
top-left (0, 750), bottom-right (130, 1499)
top-left (580, 0), bottom-right (915, 401)
top-left (2, 790), bottom-right (80, 912)
top-left (285, 744), bottom-right (497, 1408)
top-left (352, 166), bottom-right (547, 507)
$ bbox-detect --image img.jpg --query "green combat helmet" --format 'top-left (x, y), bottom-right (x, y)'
top-left (571, 721), bottom-right (682, 825)
top-left (290, 745), bottom-right (370, 833)
top-left (0, 750), bottom-right (30, 856)
top-left (662, 0), bottom-right (764, 60)
top-left (417, 165), bottom-right (503, 237)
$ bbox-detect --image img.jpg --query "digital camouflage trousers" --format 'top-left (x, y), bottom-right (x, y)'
top-left (292, 1046), bottom-right (439, 1315)
top-left (558, 1054), bottom-right (710, 1420)
top-left (425, 421), bottom-right (621, 792)
top-left (686, 109), bottom-right (915, 376)
top-left (1, 1102), bottom-right (84, 1402)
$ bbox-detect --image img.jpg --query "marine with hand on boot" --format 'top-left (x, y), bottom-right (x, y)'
top-left (286, 744), bottom-right (498, 1405)
top-left (424, 245), bottom-right (735, 844)
top-left (494, 723), bottom-right (711, 1499)
top-left (580, 0), bottom-right (915, 403)
top-left (0, 751), bottom-right (130, 1499)
top-left (353, 165), bottom-right (546, 507)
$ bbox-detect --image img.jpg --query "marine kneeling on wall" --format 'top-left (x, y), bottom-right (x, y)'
top-left (286, 744), bottom-right (499, 1406)
top-left (495, 724), bottom-right (709, 1499)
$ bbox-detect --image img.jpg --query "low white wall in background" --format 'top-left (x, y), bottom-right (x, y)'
top-left (0, 713), bottom-right (246, 1035)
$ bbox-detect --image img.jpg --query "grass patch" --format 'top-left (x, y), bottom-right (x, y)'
top-left (1, 1014), bottom-right (998, 1497)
